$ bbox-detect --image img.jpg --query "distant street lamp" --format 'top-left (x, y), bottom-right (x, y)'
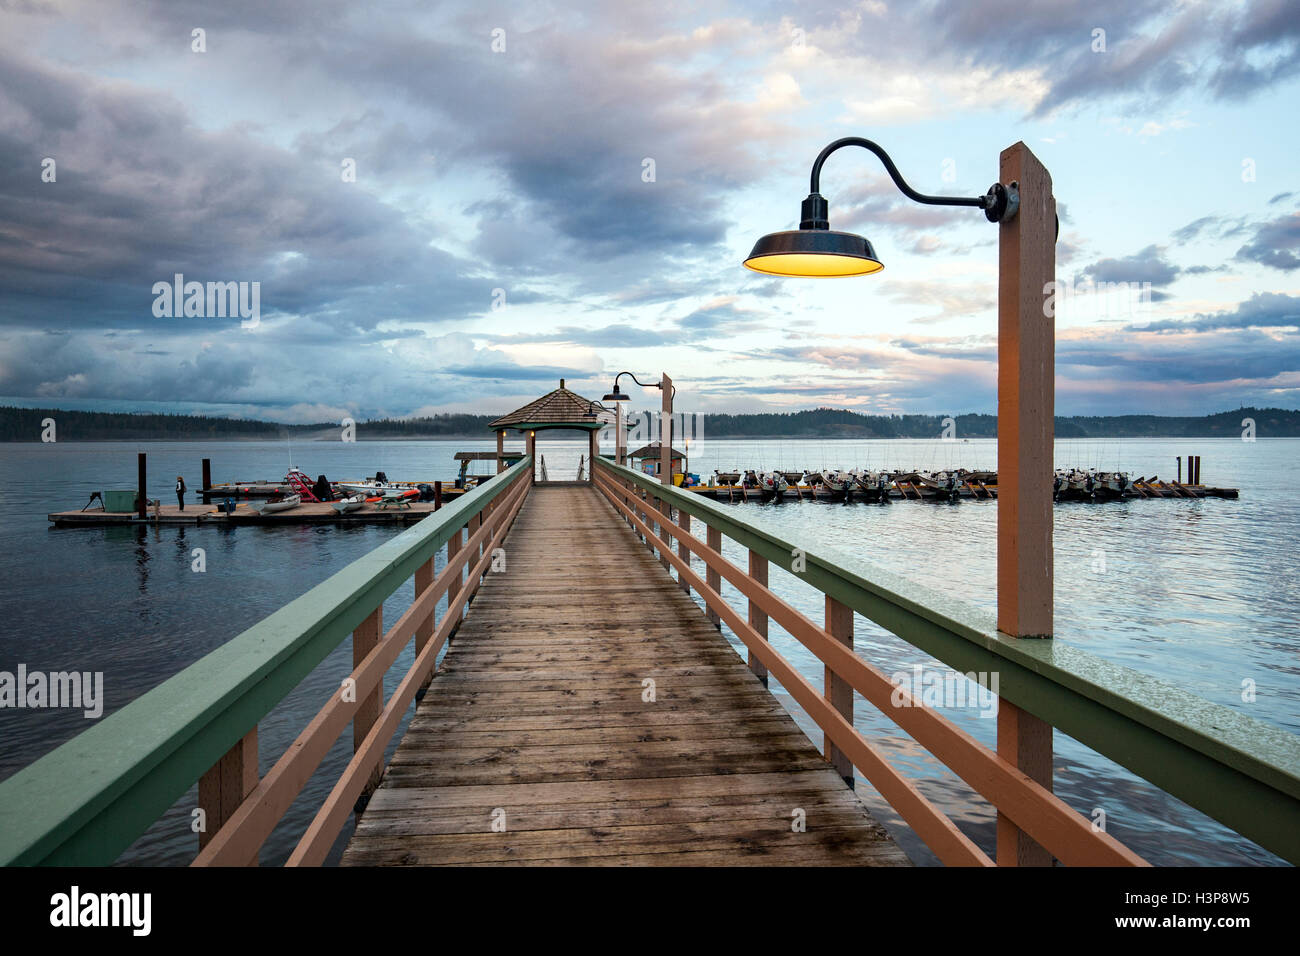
top-left (746, 136), bottom-right (1058, 867)
top-left (603, 371), bottom-right (674, 468)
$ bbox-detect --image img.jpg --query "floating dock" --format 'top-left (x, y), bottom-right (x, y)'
top-left (689, 480), bottom-right (1239, 503)
top-left (48, 501), bottom-right (442, 527)
top-left (49, 478), bottom-right (1239, 527)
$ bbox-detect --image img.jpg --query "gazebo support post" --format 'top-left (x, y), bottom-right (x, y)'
top-left (497, 430), bottom-right (505, 474)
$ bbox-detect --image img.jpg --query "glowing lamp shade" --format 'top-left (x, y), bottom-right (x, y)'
top-left (743, 230), bottom-right (883, 278)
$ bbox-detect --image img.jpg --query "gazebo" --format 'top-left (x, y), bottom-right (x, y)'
top-left (488, 379), bottom-right (614, 482)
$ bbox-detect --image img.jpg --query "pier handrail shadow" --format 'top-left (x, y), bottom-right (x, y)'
top-left (592, 456), bottom-right (1300, 866)
top-left (0, 457), bottom-right (534, 866)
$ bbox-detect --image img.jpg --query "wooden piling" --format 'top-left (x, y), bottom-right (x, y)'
top-left (433, 481), bottom-right (442, 511)
top-left (137, 452), bottom-right (147, 518)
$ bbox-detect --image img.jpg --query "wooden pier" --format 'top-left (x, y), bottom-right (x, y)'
top-left (342, 486), bottom-right (907, 865)
top-left (3, 455), bottom-right (1297, 870)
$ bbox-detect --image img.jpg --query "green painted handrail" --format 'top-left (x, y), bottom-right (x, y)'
top-left (0, 458), bottom-right (533, 866)
top-left (595, 458), bottom-right (1300, 863)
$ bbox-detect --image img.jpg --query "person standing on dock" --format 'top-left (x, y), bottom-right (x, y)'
top-left (176, 475), bottom-right (186, 512)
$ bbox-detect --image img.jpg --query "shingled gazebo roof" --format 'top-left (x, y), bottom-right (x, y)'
top-left (488, 380), bottom-right (613, 432)
top-left (627, 443), bottom-right (685, 461)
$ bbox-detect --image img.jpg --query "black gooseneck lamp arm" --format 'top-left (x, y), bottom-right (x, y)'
top-left (613, 371), bottom-right (676, 400)
top-left (800, 136), bottom-right (1021, 229)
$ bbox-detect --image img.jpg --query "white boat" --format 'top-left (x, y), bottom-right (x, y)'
top-left (259, 494), bottom-right (302, 514)
top-left (335, 479), bottom-right (421, 497)
top-left (331, 494), bottom-right (366, 514)
top-left (819, 470), bottom-right (851, 493)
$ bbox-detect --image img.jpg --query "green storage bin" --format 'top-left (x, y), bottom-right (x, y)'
top-left (103, 489), bottom-right (138, 512)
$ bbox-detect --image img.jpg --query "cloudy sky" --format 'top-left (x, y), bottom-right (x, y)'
top-left (1, 0), bottom-right (1298, 422)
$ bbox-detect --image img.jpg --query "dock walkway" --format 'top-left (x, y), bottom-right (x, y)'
top-left (341, 485), bottom-right (909, 866)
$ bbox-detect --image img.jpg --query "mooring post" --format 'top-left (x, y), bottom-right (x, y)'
top-left (995, 140), bottom-right (1056, 866)
top-left (434, 480), bottom-right (442, 511)
top-left (137, 452), bottom-right (147, 518)
top-left (1177, 456), bottom-right (1182, 483)
top-left (201, 457), bottom-right (212, 499)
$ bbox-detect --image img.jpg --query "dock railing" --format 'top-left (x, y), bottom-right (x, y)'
top-left (0, 457), bottom-right (533, 866)
top-left (592, 457), bottom-right (1300, 866)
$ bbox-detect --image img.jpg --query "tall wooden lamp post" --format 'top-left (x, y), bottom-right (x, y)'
top-left (745, 137), bottom-right (1057, 866)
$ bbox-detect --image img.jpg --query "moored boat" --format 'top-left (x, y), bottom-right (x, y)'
top-left (259, 493), bottom-right (302, 514)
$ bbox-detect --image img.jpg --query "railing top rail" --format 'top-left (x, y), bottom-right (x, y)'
top-left (0, 457), bottom-right (533, 866)
top-left (595, 457), bottom-right (1300, 861)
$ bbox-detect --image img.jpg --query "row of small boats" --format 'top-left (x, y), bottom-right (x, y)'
top-left (254, 470), bottom-right (430, 514)
top-left (708, 467), bottom-right (1154, 502)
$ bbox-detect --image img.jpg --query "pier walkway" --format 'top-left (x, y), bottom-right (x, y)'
top-left (342, 486), bottom-right (907, 865)
top-left (2, 455), bottom-right (1297, 869)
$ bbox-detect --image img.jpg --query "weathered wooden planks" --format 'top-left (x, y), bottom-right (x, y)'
top-left (342, 485), bottom-right (910, 866)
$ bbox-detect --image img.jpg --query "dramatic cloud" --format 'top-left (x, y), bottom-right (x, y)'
top-left (0, 0), bottom-right (1297, 418)
top-left (1235, 211), bottom-right (1300, 272)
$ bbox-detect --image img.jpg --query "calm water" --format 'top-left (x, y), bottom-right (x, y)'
top-left (0, 437), bottom-right (1296, 865)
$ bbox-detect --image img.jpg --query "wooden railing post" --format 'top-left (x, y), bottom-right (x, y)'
top-left (825, 596), bottom-right (854, 787)
top-left (447, 525), bottom-right (463, 630)
top-left (415, 557), bottom-right (435, 694)
top-left (996, 140), bottom-right (1056, 866)
top-left (467, 512), bottom-right (483, 596)
top-left (655, 497), bottom-right (670, 570)
top-left (748, 551), bottom-right (769, 686)
top-left (676, 510), bottom-right (691, 594)
top-left (353, 606), bottom-right (383, 799)
top-left (198, 727), bottom-right (258, 861)
top-left (705, 525), bottom-right (722, 628)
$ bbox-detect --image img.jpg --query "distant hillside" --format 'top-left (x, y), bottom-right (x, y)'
top-left (699, 407), bottom-right (1300, 439)
top-left (1, 404), bottom-right (1297, 441)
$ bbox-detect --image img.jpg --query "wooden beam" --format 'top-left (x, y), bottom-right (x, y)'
top-left (748, 551), bottom-right (769, 686)
top-left (197, 727), bottom-right (258, 862)
top-left (706, 525), bottom-right (722, 628)
top-left (497, 430), bottom-right (505, 474)
top-left (677, 510), bottom-right (692, 594)
top-left (353, 607), bottom-right (383, 798)
top-left (995, 140), bottom-right (1056, 867)
top-left (825, 596), bottom-right (854, 786)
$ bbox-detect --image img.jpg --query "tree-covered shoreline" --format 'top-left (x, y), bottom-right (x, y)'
top-left (2, 405), bottom-right (1297, 441)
